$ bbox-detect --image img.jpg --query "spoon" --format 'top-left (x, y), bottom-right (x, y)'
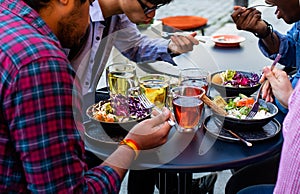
top-left (223, 127), bottom-right (253, 147)
top-left (246, 4), bottom-right (274, 10)
top-left (151, 27), bottom-right (207, 43)
top-left (161, 32), bottom-right (206, 43)
top-left (214, 119), bottom-right (252, 147)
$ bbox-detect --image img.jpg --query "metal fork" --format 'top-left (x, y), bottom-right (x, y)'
top-left (246, 53), bottom-right (281, 119)
top-left (138, 93), bottom-right (176, 126)
top-left (246, 83), bottom-right (264, 119)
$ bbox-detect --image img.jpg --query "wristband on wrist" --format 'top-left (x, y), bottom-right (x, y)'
top-left (119, 139), bottom-right (140, 160)
top-left (253, 20), bottom-right (273, 39)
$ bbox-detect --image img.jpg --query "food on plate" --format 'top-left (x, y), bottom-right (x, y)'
top-left (212, 70), bottom-right (260, 87)
top-left (211, 73), bottom-right (223, 84)
top-left (213, 94), bottom-right (271, 119)
top-left (91, 95), bottom-right (150, 122)
top-left (213, 96), bottom-right (227, 109)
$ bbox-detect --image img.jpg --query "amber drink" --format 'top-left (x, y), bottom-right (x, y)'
top-left (106, 63), bottom-right (136, 96)
top-left (172, 86), bottom-right (205, 133)
top-left (106, 63), bottom-right (136, 116)
top-left (139, 74), bottom-right (170, 109)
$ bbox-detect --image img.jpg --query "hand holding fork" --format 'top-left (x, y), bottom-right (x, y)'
top-left (246, 54), bottom-right (281, 119)
top-left (138, 93), bottom-right (176, 126)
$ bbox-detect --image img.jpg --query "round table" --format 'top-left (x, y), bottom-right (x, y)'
top-left (85, 116), bottom-right (283, 194)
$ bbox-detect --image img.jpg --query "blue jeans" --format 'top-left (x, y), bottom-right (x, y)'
top-left (237, 184), bottom-right (274, 194)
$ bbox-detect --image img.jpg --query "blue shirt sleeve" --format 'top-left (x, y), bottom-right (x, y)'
top-left (113, 14), bottom-right (177, 65)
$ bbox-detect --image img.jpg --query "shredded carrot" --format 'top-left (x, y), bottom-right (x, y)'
top-left (235, 97), bottom-right (255, 107)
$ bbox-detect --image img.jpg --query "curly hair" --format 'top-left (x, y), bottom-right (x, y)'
top-left (23, 0), bottom-right (87, 12)
top-left (148, 0), bottom-right (173, 6)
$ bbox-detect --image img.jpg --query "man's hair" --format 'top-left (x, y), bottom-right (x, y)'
top-left (23, 0), bottom-right (87, 12)
top-left (148, 0), bottom-right (173, 5)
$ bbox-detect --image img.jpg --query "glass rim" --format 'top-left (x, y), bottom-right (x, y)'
top-left (106, 62), bottom-right (136, 71)
top-left (138, 74), bottom-right (171, 82)
top-left (171, 85), bottom-right (205, 97)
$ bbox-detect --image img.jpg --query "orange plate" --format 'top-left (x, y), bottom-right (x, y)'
top-left (211, 35), bottom-right (246, 47)
top-left (161, 16), bottom-right (208, 30)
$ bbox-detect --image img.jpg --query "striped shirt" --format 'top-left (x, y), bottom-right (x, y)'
top-left (0, 0), bottom-right (120, 193)
top-left (274, 81), bottom-right (300, 193)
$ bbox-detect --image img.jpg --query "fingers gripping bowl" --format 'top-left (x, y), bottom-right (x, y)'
top-left (86, 96), bottom-right (151, 138)
top-left (211, 95), bottom-right (278, 130)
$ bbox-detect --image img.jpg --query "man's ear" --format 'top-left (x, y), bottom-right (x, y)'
top-left (59, 0), bottom-right (69, 5)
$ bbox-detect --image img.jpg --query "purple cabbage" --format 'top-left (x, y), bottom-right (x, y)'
top-left (224, 71), bottom-right (260, 87)
top-left (111, 94), bottom-right (150, 119)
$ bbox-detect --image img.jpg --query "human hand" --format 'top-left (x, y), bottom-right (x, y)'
top-left (125, 107), bottom-right (172, 150)
top-left (231, 6), bottom-right (266, 36)
top-left (167, 32), bottom-right (199, 54)
top-left (261, 67), bottom-right (292, 108)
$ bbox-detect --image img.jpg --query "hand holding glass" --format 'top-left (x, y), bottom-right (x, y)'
top-left (172, 86), bottom-right (205, 133)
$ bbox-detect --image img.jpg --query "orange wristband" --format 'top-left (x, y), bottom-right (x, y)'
top-left (119, 139), bottom-right (140, 160)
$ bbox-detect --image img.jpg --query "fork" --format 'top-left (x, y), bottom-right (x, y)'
top-left (246, 83), bottom-right (264, 119)
top-left (138, 93), bottom-right (176, 126)
top-left (246, 53), bottom-right (281, 119)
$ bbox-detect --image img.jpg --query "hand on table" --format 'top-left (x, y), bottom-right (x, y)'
top-left (260, 67), bottom-right (293, 108)
top-left (125, 107), bottom-right (172, 150)
top-left (168, 32), bottom-right (199, 54)
top-left (231, 6), bottom-right (266, 36)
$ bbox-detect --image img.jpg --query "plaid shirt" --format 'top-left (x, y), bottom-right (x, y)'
top-left (0, 0), bottom-right (121, 193)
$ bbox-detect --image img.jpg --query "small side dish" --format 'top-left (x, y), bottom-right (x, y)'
top-left (211, 35), bottom-right (245, 47)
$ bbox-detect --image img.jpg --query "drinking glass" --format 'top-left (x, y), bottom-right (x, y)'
top-left (106, 63), bottom-right (137, 97)
top-left (138, 74), bottom-right (170, 109)
top-left (179, 68), bottom-right (210, 94)
top-left (106, 63), bottom-right (136, 116)
top-left (172, 86), bottom-right (205, 133)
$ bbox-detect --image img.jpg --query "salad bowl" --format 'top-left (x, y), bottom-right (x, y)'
top-left (86, 97), bottom-right (151, 138)
top-left (211, 70), bottom-right (261, 97)
top-left (211, 95), bottom-right (278, 130)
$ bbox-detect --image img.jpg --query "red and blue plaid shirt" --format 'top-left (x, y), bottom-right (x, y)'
top-left (0, 0), bottom-right (120, 193)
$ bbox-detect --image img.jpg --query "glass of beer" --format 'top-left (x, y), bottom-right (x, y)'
top-left (138, 74), bottom-right (170, 109)
top-left (179, 68), bottom-right (210, 94)
top-left (106, 63), bottom-right (136, 116)
top-left (172, 86), bottom-right (205, 133)
top-left (106, 63), bottom-right (137, 96)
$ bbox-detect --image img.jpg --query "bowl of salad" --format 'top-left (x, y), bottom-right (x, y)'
top-left (86, 95), bottom-right (151, 138)
top-left (211, 70), bottom-right (261, 97)
top-left (211, 94), bottom-right (278, 130)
